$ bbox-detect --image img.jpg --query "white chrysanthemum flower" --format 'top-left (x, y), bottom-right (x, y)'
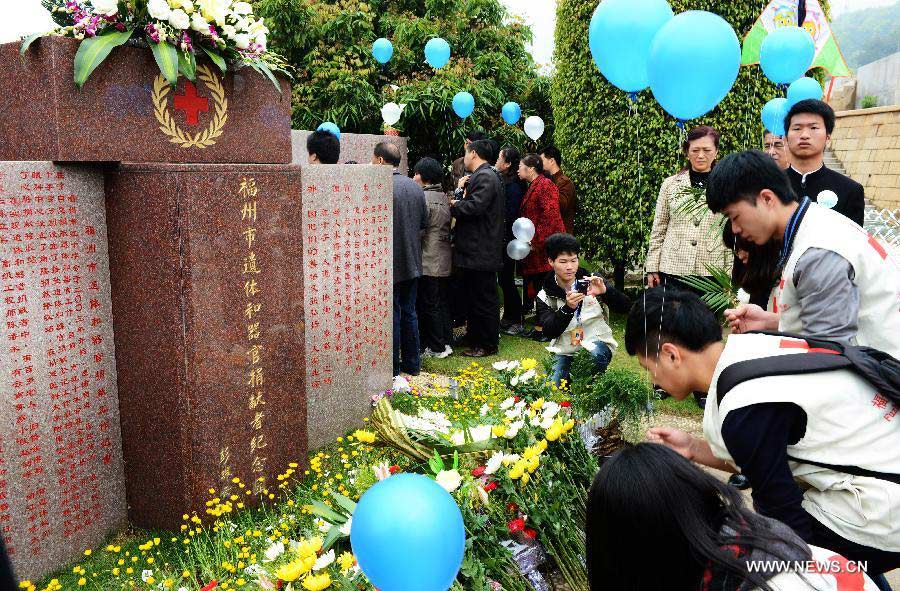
top-left (500, 397), bottom-right (516, 410)
top-left (313, 549), bottom-right (335, 571)
top-left (485, 451), bottom-right (504, 475)
top-left (435, 469), bottom-right (462, 493)
top-left (169, 8), bottom-right (190, 29)
top-left (263, 541), bottom-right (284, 562)
top-left (141, 570), bottom-right (153, 583)
top-left (91, 0), bottom-right (119, 16)
top-left (190, 12), bottom-right (209, 32)
top-left (339, 517), bottom-right (352, 536)
top-left (470, 425), bottom-right (493, 443)
top-left (519, 369), bottom-right (536, 383)
top-left (505, 407), bottom-right (522, 420)
top-left (233, 1), bottom-right (253, 14)
top-left (542, 401), bottom-right (560, 420)
top-left (479, 403), bottom-right (490, 416)
top-left (505, 420), bottom-right (524, 438)
top-left (148, 0), bottom-right (172, 20)
top-left (221, 23), bottom-right (237, 38)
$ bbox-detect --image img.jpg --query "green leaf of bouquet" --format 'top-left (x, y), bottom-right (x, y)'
top-left (178, 49), bottom-right (196, 82)
top-left (150, 40), bottom-right (179, 87)
top-left (20, 32), bottom-right (44, 56)
top-left (73, 28), bottom-right (134, 88)
top-left (200, 46), bottom-right (226, 74)
top-left (253, 59), bottom-right (282, 95)
top-left (322, 525), bottom-right (343, 552)
top-left (308, 500), bottom-right (343, 523)
top-left (330, 491), bottom-right (356, 515)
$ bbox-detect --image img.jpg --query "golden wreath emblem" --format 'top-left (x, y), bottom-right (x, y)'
top-left (152, 64), bottom-right (228, 149)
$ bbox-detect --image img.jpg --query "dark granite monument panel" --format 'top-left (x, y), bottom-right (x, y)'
top-left (104, 163), bottom-right (305, 530)
top-left (300, 165), bottom-right (393, 448)
top-left (0, 161), bottom-right (126, 581)
top-left (0, 38), bottom-right (291, 164)
top-left (291, 131), bottom-right (410, 174)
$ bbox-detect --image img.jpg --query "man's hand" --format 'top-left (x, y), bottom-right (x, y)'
top-left (450, 199), bottom-right (458, 207)
top-left (457, 175), bottom-right (470, 189)
top-left (724, 304), bottom-right (778, 334)
top-left (565, 290), bottom-right (585, 310)
top-left (646, 273), bottom-right (661, 288)
top-left (646, 427), bottom-right (695, 460)
top-left (588, 276), bottom-right (607, 296)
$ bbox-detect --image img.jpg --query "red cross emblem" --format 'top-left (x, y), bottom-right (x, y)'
top-left (173, 81), bottom-right (209, 126)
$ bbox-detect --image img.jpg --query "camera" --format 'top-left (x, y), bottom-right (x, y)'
top-left (574, 278), bottom-right (590, 294)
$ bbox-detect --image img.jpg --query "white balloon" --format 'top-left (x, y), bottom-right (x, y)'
top-left (506, 239), bottom-right (532, 261)
top-left (381, 102), bottom-right (402, 126)
top-left (512, 217), bottom-right (536, 242)
top-left (524, 116), bottom-right (545, 141)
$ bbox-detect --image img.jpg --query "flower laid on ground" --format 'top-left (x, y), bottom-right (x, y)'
top-left (30, 0), bottom-right (289, 89)
top-left (38, 356), bottom-right (606, 591)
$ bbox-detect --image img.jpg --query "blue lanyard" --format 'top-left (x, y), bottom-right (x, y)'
top-left (779, 197), bottom-right (810, 267)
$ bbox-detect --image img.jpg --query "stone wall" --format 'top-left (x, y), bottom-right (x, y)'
top-left (829, 105), bottom-right (900, 210)
top-left (291, 131), bottom-right (409, 175)
top-left (856, 51), bottom-right (900, 109)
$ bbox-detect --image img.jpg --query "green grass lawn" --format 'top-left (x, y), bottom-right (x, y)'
top-left (423, 312), bottom-right (704, 418)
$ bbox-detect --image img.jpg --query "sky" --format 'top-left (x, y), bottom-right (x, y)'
top-left (2, 0), bottom-right (894, 56)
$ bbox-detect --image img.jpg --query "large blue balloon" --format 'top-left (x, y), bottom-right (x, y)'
top-left (452, 91), bottom-right (475, 119)
top-left (588, 0), bottom-right (674, 93)
top-left (786, 76), bottom-right (823, 107)
top-left (372, 38), bottom-right (393, 64)
top-left (351, 474), bottom-right (465, 591)
top-left (317, 122), bottom-right (341, 139)
top-left (648, 11), bottom-right (740, 121)
top-left (425, 37), bottom-right (451, 69)
top-left (761, 97), bottom-right (789, 136)
top-left (759, 27), bottom-right (815, 85)
top-left (501, 101), bottom-right (521, 124)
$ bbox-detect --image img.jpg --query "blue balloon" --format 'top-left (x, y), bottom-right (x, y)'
top-left (786, 76), bottom-right (823, 106)
top-left (372, 38), bottom-right (393, 64)
top-left (351, 474), bottom-right (465, 591)
top-left (648, 11), bottom-right (741, 121)
top-left (317, 122), bottom-right (340, 139)
top-left (452, 91), bottom-right (475, 119)
top-left (501, 101), bottom-right (522, 124)
top-left (759, 27), bottom-right (815, 85)
top-left (761, 97), bottom-right (790, 136)
top-left (588, 0), bottom-right (674, 93)
top-left (425, 37), bottom-right (451, 69)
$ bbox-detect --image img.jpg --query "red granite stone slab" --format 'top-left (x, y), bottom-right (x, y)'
top-left (0, 37), bottom-right (291, 164)
top-left (104, 163), bottom-right (305, 530)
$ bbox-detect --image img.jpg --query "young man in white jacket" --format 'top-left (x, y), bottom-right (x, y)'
top-left (625, 288), bottom-right (900, 586)
top-left (535, 233), bottom-right (631, 386)
top-left (706, 150), bottom-right (900, 358)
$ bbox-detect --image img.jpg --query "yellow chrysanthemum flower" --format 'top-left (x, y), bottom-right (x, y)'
top-left (302, 573), bottom-right (332, 590)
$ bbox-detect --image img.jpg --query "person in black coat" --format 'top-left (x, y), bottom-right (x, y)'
top-left (495, 146), bottom-right (527, 333)
top-left (450, 139), bottom-right (506, 357)
top-left (784, 99), bottom-right (865, 227)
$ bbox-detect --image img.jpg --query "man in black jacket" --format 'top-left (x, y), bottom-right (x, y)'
top-left (784, 99), bottom-right (865, 227)
top-left (536, 234), bottom-right (631, 385)
top-left (450, 139), bottom-right (505, 357)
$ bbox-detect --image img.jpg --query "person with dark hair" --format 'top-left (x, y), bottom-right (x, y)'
top-left (707, 150), bottom-right (900, 358)
top-left (722, 224), bottom-right (779, 310)
top-left (625, 288), bottom-right (900, 585)
top-left (451, 129), bottom-right (487, 190)
top-left (645, 125), bottom-right (733, 297)
top-left (784, 99), bottom-right (865, 226)
top-left (763, 129), bottom-right (790, 170)
top-left (540, 145), bottom-right (577, 234)
top-left (587, 443), bottom-right (882, 591)
top-left (518, 154), bottom-right (566, 342)
top-left (496, 146), bottom-right (528, 335)
top-left (537, 233), bottom-right (630, 386)
top-left (306, 129), bottom-right (341, 164)
top-left (413, 157), bottom-right (453, 359)
top-left (373, 142), bottom-right (428, 377)
top-left (449, 139), bottom-right (505, 357)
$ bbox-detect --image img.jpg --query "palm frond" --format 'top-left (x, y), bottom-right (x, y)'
top-left (679, 263), bottom-right (738, 313)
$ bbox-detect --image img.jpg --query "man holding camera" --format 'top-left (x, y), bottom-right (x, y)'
top-left (537, 234), bottom-right (631, 386)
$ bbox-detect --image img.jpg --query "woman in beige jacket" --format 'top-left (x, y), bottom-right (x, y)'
top-left (645, 125), bottom-right (733, 292)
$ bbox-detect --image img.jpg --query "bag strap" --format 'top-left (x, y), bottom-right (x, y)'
top-left (785, 455), bottom-right (900, 486)
top-left (716, 353), bottom-right (853, 406)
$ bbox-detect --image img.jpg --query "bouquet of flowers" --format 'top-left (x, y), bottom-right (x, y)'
top-left (24, 0), bottom-right (289, 89)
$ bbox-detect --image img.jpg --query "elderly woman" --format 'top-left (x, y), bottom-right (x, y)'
top-left (518, 154), bottom-right (566, 341)
top-left (645, 125), bottom-right (733, 293)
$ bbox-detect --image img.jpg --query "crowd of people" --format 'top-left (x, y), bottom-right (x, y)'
top-left (305, 98), bottom-right (900, 590)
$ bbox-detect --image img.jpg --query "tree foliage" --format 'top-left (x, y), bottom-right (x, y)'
top-left (552, 0), bottom-right (828, 284)
top-left (832, 1), bottom-right (899, 70)
top-left (256, 0), bottom-right (553, 165)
